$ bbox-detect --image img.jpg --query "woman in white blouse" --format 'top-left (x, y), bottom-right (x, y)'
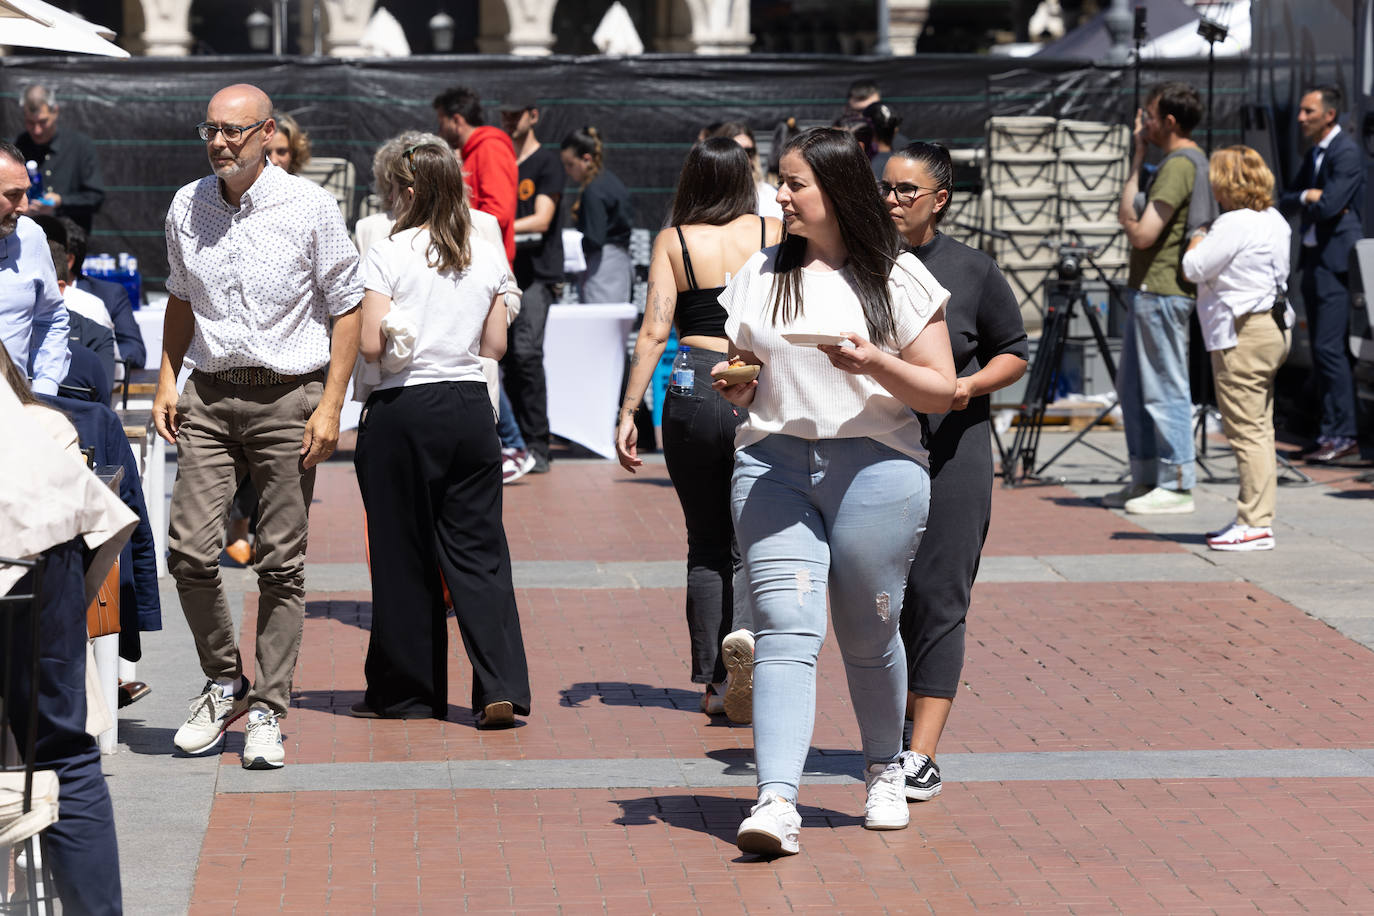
top-left (713, 127), bottom-right (955, 856)
top-left (1182, 145), bottom-right (1293, 552)
top-left (351, 139), bottom-right (530, 727)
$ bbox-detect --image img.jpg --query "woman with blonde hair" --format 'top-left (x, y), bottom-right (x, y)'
top-left (265, 110), bottom-right (311, 174)
top-left (561, 126), bottom-right (634, 302)
top-left (1182, 145), bottom-right (1293, 551)
top-left (351, 138), bottom-right (530, 726)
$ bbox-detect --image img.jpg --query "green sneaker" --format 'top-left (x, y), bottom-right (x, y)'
top-left (1124, 487), bottom-right (1194, 515)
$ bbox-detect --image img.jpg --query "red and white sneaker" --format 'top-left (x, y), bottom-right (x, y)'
top-left (1206, 522), bottom-right (1274, 552)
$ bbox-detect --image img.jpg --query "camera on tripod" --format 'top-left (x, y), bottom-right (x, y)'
top-left (1055, 244), bottom-right (1098, 281)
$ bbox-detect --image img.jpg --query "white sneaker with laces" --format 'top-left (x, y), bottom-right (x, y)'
top-left (736, 791), bottom-right (801, 856)
top-left (242, 709), bottom-right (285, 770)
top-left (720, 629), bottom-right (755, 724)
top-left (174, 679), bottom-right (250, 754)
top-left (1206, 522), bottom-right (1274, 552)
top-left (864, 761), bottom-right (910, 830)
top-left (1206, 517), bottom-right (1239, 540)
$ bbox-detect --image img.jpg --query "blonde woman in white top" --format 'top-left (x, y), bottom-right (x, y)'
top-left (713, 128), bottom-right (955, 856)
top-left (352, 139), bottom-right (530, 727)
top-left (1182, 145), bottom-right (1293, 552)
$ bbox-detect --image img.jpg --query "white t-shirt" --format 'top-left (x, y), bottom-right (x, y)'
top-left (363, 228), bottom-right (511, 391)
top-left (721, 248), bottom-right (949, 465)
top-left (1181, 207), bottom-right (1291, 351)
top-left (755, 180), bottom-right (784, 221)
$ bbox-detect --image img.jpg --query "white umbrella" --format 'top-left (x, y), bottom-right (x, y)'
top-left (0, 0), bottom-right (129, 57)
top-left (593, 1), bottom-right (644, 56)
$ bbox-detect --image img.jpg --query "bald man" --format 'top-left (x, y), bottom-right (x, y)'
top-left (154, 84), bottom-right (363, 769)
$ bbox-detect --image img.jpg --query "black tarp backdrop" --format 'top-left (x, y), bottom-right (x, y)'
top-left (0, 53), bottom-right (1245, 290)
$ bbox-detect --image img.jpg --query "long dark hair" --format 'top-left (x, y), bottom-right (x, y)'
top-left (388, 138), bottom-right (473, 274)
top-left (770, 127), bottom-right (902, 347)
top-left (669, 138), bottom-right (755, 227)
top-left (891, 141), bottom-right (953, 224)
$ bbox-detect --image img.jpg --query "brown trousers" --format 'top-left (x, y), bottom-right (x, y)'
top-left (167, 370), bottom-right (323, 716)
top-left (1210, 313), bottom-right (1291, 529)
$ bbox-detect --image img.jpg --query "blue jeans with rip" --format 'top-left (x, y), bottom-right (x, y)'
top-left (1117, 289), bottom-right (1196, 491)
top-left (731, 434), bottom-right (928, 802)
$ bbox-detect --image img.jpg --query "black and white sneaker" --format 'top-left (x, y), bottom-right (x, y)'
top-left (900, 750), bottom-right (942, 801)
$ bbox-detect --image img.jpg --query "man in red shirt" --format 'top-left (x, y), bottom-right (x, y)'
top-left (434, 86), bottom-right (517, 264)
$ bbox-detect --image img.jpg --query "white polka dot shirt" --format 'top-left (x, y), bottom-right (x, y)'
top-left (164, 162), bottom-right (364, 375)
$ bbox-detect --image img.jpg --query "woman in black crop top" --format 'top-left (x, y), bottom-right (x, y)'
top-left (616, 138), bottom-right (783, 722)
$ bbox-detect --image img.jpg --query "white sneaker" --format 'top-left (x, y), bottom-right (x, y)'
top-left (1206, 522), bottom-right (1274, 551)
top-left (1100, 483), bottom-right (1151, 508)
top-left (174, 679), bottom-right (250, 754)
top-left (720, 629), bottom-right (755, 724)
top-left (1124, 487), bottom-right (1194, 515)
top-left (242, 709), bottom-right (285, 770)
top-left (864, 761), bottom-right (910, 830)
top-left (1206, 517), bottom-right (1239, 539)
top-left (736, 791), bottom-right (801, 856)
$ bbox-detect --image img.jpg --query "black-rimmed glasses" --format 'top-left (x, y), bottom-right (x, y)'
top-left (196, 118), bottom-right (269, 142)
top-left (878, 180), bottom-right (938, 206)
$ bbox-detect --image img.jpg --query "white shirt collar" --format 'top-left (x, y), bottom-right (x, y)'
top-left (1317, 123), bottom-right (1342, 152)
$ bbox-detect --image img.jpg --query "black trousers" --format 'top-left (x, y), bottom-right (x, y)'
top-left (4, 539), bottom-right (122, 914)
top-left (1299, 250), bottom-right (1359, 441)
top-left (900, 413), bottom-right (993, 699)
top-left (661, 347), bottom-right (750, 685)
top-left (354, 381), bottom-right (531, 719)
top-left (502, 280), bottom-right (557, 461)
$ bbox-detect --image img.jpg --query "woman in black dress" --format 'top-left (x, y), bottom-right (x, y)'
top-left (882, 143), bottom-right (1029, 800)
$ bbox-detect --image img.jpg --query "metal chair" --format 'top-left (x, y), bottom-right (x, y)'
top-left (0, 555), bottom-right (60, 915)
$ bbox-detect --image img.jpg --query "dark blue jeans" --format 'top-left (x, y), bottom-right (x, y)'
top-left (4, 539), bottom-right (122, 915)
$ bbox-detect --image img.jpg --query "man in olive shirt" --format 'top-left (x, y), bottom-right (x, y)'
top-left (15, 85), bottom-right (105, 234)
top-left (1108, 82), bottom-right (1211, 515)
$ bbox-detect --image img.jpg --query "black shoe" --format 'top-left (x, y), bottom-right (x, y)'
top-left (900, 751), bottom-right (942, 801)
top-left (530, 452), bottom-right (551, 474)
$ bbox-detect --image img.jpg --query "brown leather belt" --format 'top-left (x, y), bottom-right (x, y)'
top-left (197, 367), bottom-right (321, 387)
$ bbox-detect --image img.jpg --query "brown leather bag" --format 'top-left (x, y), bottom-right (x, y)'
top-left (87, 559), bottom-right (121, 638)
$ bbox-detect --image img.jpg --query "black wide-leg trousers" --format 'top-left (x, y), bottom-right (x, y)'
top-left (355, 380), bottom-right (531, 719)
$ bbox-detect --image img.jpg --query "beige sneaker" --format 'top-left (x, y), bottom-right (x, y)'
top-left (242, 709), bottom-right (285, 770)
top-left (173, 679), bottom-right (250, 755)
top-left (720, 630), bottom-right (755, 724)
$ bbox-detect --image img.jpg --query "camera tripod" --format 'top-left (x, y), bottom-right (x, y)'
top-left (1000, 245), bottom-right (1129, 487)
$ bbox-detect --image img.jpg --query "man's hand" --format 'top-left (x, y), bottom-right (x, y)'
top-left (1132, 108), bottom-right (1149, 152)
top-left (152, 377), bottom-right (180, 445)
top-left (1306, 188), bottom-right (1324, 204)
top-left (300, 402), bottom-right (340, 468)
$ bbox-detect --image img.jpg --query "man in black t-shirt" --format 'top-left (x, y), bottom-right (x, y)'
top-left (501, 101), bottom-right (564, 473)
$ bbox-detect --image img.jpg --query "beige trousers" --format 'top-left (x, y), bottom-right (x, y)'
top-left (167, 370), bottom-right (323, 716)
top-left (1210, 313), bottom-right (1291, 529)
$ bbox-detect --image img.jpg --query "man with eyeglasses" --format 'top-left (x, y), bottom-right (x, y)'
top-left (154, 84), bottom-right (363, 771)
top-left (15, 84), bottom-right (105, 234)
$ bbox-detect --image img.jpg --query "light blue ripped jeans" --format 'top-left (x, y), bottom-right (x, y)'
top-left (731, 434), bottom-right (930, 802)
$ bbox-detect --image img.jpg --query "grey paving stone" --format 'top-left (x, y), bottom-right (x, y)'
top-left (1040, 553), bottom-right (1238, 582)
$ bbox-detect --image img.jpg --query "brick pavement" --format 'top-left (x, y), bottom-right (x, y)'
top-left (177, 454), bottom-right (1374, 914)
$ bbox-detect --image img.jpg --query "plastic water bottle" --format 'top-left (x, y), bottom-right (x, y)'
top-left (669, 345), bottom-right (694, 396)
top-left (25, 160), bottom-right (42, 201)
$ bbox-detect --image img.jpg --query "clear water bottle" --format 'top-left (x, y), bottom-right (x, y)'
top-left (669, 345), bottom-right (694, 396)
top-left (25, 160), bottom-right (42, 201)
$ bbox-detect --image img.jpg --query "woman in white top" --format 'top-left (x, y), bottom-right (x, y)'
top-left (352, 139), bottom-right (530, 727)
top-left (714, 127), bottom-right (956, 856)
top-left (1182, 145), bottom-right (1292, 552)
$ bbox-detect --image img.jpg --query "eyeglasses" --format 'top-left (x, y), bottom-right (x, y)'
top-left (878, 181), bottom-right (938, 206)
top-left (402, 143), bottom-right (425, 166)
top-left (196, 118), bottom-right (269, 142)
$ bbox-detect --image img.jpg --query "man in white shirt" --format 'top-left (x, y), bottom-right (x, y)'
top-left (153, 84), bottom-right (363, 770)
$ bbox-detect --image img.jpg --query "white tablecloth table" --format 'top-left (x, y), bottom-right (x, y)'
top-left (542, 303), bottom-right (637, 460)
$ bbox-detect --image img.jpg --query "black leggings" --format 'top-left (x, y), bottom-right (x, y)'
top-left (661, 346), bottom-right (751, 685)
top-left (901, 414), bottom-right (993, 699)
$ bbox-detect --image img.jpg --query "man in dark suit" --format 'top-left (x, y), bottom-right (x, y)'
top-left (1279, 84), bottom-right (1365, 463)
top-left (58, 217), bottom-right (146, 368)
